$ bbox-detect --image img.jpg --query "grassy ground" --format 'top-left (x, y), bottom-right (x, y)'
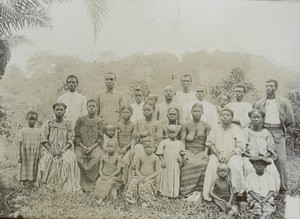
top-left (0, 136), bottom-right (299, 219)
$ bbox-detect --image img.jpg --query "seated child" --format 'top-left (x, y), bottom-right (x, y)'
top-left (156, 125), bottom-right (185, 198)
top-left (125, 136), bottom-right (160, 206)
top-left (16, 111), bottom-right (46, 184)
top-left (94, 140), bottom-right (123, 205)
top-left (209, 163), bottom-right (238, 215)
top-left (246, 156), bottom-right (276, 218)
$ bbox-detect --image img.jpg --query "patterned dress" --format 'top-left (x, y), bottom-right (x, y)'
top-left (74, 116), bottom-right (104, 192)
top-left (16, 127), bottom-right (46, 181)
top-left (36, 120), bottom-right (81, 192)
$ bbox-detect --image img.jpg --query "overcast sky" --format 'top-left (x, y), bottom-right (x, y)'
top-left (9, 0), bottom-right (300, 72)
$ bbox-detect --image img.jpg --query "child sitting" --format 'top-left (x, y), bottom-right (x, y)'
top-left (246, 155), bottom-right (276, 218)
top-left (94, 140), bottom-right (123, 205)
top-left (162, 108), bottom-right (181, 139)
top-left (125, 136), bottom-right (160, 207)
top-left (156, 125), bottom-right (185, 198)
top-left (16, 111), bottom-right (46, 184)
top-left (209, 163), bottom-right (238, 215)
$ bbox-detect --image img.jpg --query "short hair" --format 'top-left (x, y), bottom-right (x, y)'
top-left (217, 163), bottom-right (229, 172)
top-left (265, 79), bottom-right (278, 88)
top-left (164, 85), bottom-right (175, 92)
top-left (143, 101), bottom-right (156, 111)
top-left (134, 90), bottom-right (143, 96)
top-left (235, 84), bottom-right (246, 93)
top-left (52, 102), bottom-right (67, 110)
top-left (248, 110), bottom-right (265, 119)
top-left (191, 102), bottom-right (203, 112)
top-left (143, 136), bottom-right (154, 144)
top-left (220, 108), bottom-right (234, 118)
top-left (106, 139), bottom-right (117, 148)
top-left (66, 75), bottom-right (78, 84)
top-left (168, 107), bottom-right (179, 115)
top-left (217, 94), bottom-right (229, 103)
top-left (181, 74), bottom-right (192, 82)
top-left (121, 104), bottom-right (133, 114)
top-left (105, 72), bottom-right (116, 81)
top-left (104, 124), bottom-right (115, 132)
top-left (26, 111), bottom-right (38, 119)
top-left (87, 99), bottom-right (97, 106)
top-left (167, 124), bottom-right (178, 132)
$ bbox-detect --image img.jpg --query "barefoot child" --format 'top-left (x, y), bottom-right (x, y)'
top-left (16, 111), bottom-right (46, 183)
top-left (95, 140), bottom-right (123, 205)
top-left (209, 163), bottom-right (238, 215)
top-left (246, 156), bottom-right (276, 218)
top-left (156, 125), bottom-right (185, 198)
top-left (125, 137), bottom-right (161, 206)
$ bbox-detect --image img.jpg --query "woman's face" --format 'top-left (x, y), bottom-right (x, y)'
top-left (122, 108), bottom-right (132, 121)
top-left (54, 105), bottom-right (65, 118)
top-left (250, 111), bottom-right (263, 127)
top-left (191, 106), bottom-right (203, 120)
top-left (220, 110), bottom-right (232, 124)
top-left (143, 104), bottom-right (154, 118)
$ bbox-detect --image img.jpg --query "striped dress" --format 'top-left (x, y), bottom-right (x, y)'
top-left (16, 127), bottom-right (46, 181)
top-left (36, 120), bottom-right (81, 192)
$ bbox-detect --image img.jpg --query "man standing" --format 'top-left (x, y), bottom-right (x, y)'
top-left (95, 72), bottom-right (125, 125)
top-left (156, 85), bottom-right (183, 125)
top-left (226, 84), bottom-right (252, 129)
top-left (174, 75), bottom-right (197, 106)
top-left (57, 75), bottom-right (87, 128)
top-left (183, 86), bottom-right (218, 129)
top-left (131, 89), bottom-right (144, 123)
top-left (253, 79), bottom-right (294, 192)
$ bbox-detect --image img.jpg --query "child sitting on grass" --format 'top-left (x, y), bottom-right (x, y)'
top-left (246, 155), bottom-right (276, 218)
top-left (16, 111), bottom-right (46, 184)
top-left (209, 163), bottom-right (238, 215)
top-left (94, 140), bottom-right (123, 205)
top-left (125, 136), bottom-right (160, 207)
top-left (156, 124), bottom-right (185, 198)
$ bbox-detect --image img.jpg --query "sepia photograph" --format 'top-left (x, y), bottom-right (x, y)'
top-left (0, 0), bottom-right (300, 218)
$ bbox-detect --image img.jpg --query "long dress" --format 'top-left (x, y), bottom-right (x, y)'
top-left (16, 127), bottom-right (46, 181)
top-left (36, 120), bottom-right (81, 192)
top-left (74, 116), bottom-right (104, 191)
top-left (243, 128), bottom-right (280, 192)
top-left (156, 139), bottom-right (185, 198)
top-left (179, 121), bottom-right (210, 195)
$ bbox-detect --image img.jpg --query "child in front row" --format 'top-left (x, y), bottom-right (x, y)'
top-left (157, 124), bottom-right (185, 198)
top-left (16, 111), bottom-right (46, 184)
top-left (125, 136), bottom-right (160, 207)
top-left (209, 163), bottom-right (238, 216)
top-left (246, 156), bottom-right (276, 218)
top-left (94, 140), bottom-right (123, 205)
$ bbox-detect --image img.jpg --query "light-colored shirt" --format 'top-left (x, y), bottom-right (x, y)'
top-left (246, 171), bottom-right (276, 197)
top-left (95, 89), bottom-right (125, 125)
top-left (226, 101), bottom-right (252, 128)
top-left (174, 91), bottom-right (197, 107)
top-left (131, 102), bottom-right (144, 123)
top-left (265, 99), bottom-right (281, 125)
top-left (57, 91), bottom-right (87, 128)
top-left (156, 101), bottom-right (183, 125)
top-left (183, 100), bottom-right (219, 129)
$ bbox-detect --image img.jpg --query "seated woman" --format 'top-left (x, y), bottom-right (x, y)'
top-left (179, 103), bottom-right (211, 197)
top-left (243, 110), bottom-right (280, 192)
top-left (203, 108), bottom-right (246, 201)
top-left (74, 99), bottom-right (104, 192)
top-left (36, 103), bottom-right (81, 192)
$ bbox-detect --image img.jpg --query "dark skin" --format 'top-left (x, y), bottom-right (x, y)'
top-left (231, 87), bottom-right (245, 126)
top-left (43, 105), bottom-right (72, 157)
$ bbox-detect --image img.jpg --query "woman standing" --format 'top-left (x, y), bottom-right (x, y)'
top-left (36, 103), bottom-right (81, 192)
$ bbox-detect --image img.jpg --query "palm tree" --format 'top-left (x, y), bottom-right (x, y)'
top-left (0, 0), bottom-right (112, 79)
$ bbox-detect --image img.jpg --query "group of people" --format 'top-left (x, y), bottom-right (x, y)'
top-left (16, 73), bottom-right (294, 218)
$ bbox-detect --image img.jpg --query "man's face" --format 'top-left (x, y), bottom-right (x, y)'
top-left (164, 87), bottom-right (175, 100)
top-left (265, 82), bottom-right (277, 96)
top-left (105, 74), bottom-right (115, 89)
top-left (195, 87), bottom-right (206, 101)
top-left (253, 161), bottom-right (267, 176)
top-left (134, 94), bottom-right (143, 104)
top-left (181, 76), bottom-right (191, 90)
top-left (220, 110), bottom-right (232, 125)
top-left (234, 87), bottom-right (245, 101)
top-left (67, 78), bottom-right (77, 92)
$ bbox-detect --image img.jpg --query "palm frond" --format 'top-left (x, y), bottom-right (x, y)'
top-left (40, 0), bottom-right (70, 4)
top-left (23, 8), bottom-right (52, 29)
top-left (1, 34), bottom-right (33, 48)
top-left (84, 0), bottom-right (113, 41)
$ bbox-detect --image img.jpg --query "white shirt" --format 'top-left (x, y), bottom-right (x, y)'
top-left (174, 91), bottom-right (197, 107)
top-left (226, 101), bottom-right (252, 128)
top-left (265, 99), bottom-right (281, 124)
top-left (57, 91), bottom-right (87, 127)
top-left (246, 171), bottom-right (276, 197)
top-left (131, 101), bottom-right (144, 122)
top-left (183, 100), bottom-right (219, 129)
